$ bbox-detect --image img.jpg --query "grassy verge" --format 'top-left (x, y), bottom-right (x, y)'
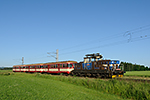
top-left (35, 73), bottom-right (150, 100)
top-left (124, 71), bottom-right (150, 77)
top-left (0, 72), bottom-right (126, 100)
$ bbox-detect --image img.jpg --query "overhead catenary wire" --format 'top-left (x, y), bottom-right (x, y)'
top-left (59, 35), bottom-right (150, 56)
top-left (59, 24), bottom-right (150, 51)
top-left (25, 24), bottom-right (150, 59)
top-left (18, 24), bottom-right (150, 64)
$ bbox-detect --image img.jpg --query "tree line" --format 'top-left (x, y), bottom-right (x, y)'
top-left (0, 67), bottom-right (12, 70)
top-left (120, 62), bottom-right (150, 71)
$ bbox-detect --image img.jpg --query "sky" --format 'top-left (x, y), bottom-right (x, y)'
top-left (0, 0), bottom-right (150, 67)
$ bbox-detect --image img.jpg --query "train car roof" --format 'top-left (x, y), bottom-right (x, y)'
top-left (13, 61), bottom-right (77, 67)
top-left (44, 61), bottom-right (77, 64)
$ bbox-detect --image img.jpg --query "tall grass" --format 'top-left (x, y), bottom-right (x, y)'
top-left (35, 73), bottom-right (150, 100)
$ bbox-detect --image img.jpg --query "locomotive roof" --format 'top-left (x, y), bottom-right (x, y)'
top-left (84, 53), bottom-right (103, 59)
top-left (13, 61), bottom-right (77, 67)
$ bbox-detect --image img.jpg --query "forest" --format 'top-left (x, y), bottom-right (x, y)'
top-left (121, 62), bottom-right (150, 71)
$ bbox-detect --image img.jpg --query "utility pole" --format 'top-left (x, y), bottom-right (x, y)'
top-left (56, 49), bottom-right (58, 62)
top-left (22, 57), bottom-right (24, 65)
top-left (47, 49), bottom-right (58, 62)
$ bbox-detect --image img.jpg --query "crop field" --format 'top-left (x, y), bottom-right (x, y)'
top-left (0, 71), bottom-right (127, 100)
top-left (124, 71), bottom-right (150, 77)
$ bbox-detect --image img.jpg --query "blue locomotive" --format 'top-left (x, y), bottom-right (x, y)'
top-left (70, 53), bottom-right (124, 78)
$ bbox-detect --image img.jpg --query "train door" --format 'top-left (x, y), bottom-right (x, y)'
top-left (57, 64), bottom-right (60, 73)
top-left (83, 58), bottom-right (92, 70)
top-left (28, 66), bottom-right (30, 72)
top-left (25, 66), bottom-right (28, 72)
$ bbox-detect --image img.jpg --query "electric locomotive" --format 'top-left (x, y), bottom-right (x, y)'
top-left (70, 53), bottom-right (124, 78)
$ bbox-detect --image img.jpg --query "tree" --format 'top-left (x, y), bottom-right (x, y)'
top-left (140, 65), bottom-right (145, 71)
top-left (145, 66), bottom-right (149, 71)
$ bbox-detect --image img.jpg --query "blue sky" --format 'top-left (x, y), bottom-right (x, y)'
top-left (0, 0), bottom-right (150, 67)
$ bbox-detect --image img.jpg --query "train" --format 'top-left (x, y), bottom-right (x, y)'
top-left (13, 53), bottom-right (124, 78)
top-left (71, 53), bottom-right (124, 78)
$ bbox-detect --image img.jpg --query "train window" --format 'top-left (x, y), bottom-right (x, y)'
top-left (54, 65), bottom-right (55, 68)
top-left (31, 66), bottom-right (35, 68)
top-left (36, 66), bottom-right (40, 68)
top-left (46, 65), bottom-right (48, 68)
top-left (75, 64), bottom-right (78, 67)
top-left (68, 64), bottom-right (72, 68)
top-left (60, 64), bottom-right (62, 68)
top-left (50, 65), bottom-right (54, 68)
top-left (43, 65), bottom-right (48, 68)
top-left (56, 64), bottom-right (58, 68)
top-left (63, 64), bottom-right (67, 68)
top-left (40, 66), bottom-right (43, 68)
top-left (103, 62), bottom-right (106, 64)
top-left (99, 62), bottom-right (102, 64)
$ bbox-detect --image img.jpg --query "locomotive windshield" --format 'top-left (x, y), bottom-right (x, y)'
top-left (84, 53), bottom-right (102, 63)
top-left (68, 64), bottom-right (73, 68)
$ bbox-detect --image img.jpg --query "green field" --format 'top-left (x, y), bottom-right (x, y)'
top-left (0, 71), bottom-right (127, 100)
top-left (1, 70), bottom-right (150, 100)
top-left (124, 71), bottom-right (150, 77)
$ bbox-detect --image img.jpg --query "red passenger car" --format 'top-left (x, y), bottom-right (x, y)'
top-left (13, 61), bottom-right (77, 75)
